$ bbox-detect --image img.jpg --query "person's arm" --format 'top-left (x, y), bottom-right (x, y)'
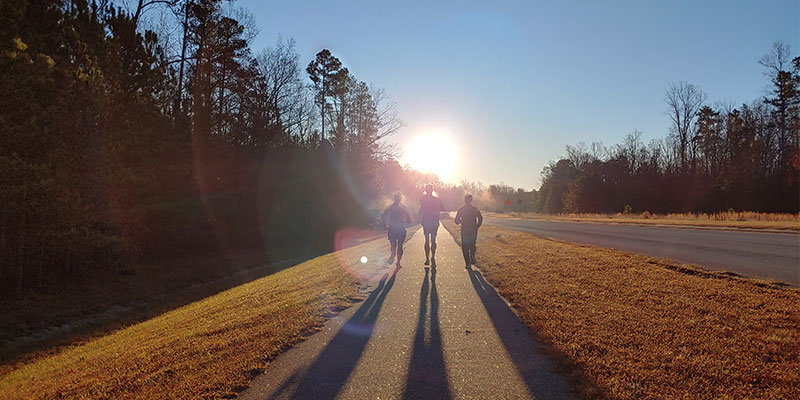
top-left (476, 208), bottom-right (483, 228)
top-left (454, 208), bottom-right (462, 225)
top-left (381, 208), bottom-right (389, 229)
top-left (402, 207), bottom-right (411, 226)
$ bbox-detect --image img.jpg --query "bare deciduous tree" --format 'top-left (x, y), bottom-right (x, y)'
top-left (615, 130), bottom-right (647, 173)
top-left (370, 87), bottom-right (404, 142)
top-left (130, 0), bottom-right (180, 27)
top-left (565, 142), bottom-right (591, 169)
top-left (664, 81), bottom-right (707, 174)
top-left (256, 38), bottom-right (302, 126)
top-left (758, 41), bottom-right (792, 79)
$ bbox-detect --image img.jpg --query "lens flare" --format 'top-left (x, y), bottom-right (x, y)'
top-left (333, 227), bottom-right (383, 280)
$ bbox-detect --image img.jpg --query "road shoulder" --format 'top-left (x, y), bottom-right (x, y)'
top-left (488, 213), bottom-right (800, 234)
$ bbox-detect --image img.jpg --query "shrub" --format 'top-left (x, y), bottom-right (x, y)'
top-left (623, 204), bottom-right (633, 215)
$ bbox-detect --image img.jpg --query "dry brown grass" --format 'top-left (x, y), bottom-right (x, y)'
top-left (443, 220), bottom-right (800, 399)
top-left (0, 238), bottom-right (392, 399)
top-left (501, 211), bottom-right (800, 231)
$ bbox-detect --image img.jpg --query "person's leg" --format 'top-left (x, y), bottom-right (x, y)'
top-left (462, 230), bottom-right (476, 265)
top-left (461, 240), bottom-right (471, 266)
top-left (389, 239), bottom-right (397, 263)
top-left (387, 231), bottom-right (396, 263)
top-left (424, 229), bottom-right (431, 264)
top-left (396, 232), bottom-right (405, 266)
top-left (430, 228), bottom-right (438, 259)
top-left (469, 243), bottom-right (477, 263)
top-left (471, 229), bottom-right (479, 263)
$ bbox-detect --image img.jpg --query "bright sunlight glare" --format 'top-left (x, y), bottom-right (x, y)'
top-left (404, 133), bottom-right (458, 182)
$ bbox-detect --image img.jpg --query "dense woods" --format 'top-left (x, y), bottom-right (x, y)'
top-left (0, 0), bottom-right (408, 296)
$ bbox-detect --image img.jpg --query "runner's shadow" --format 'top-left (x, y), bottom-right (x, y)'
top-left (402, 268), bottom-right (452, 400)
top-left (271, 271), bottom-right (397, 400)
top-left (467, 268), bottom-right (575, 400)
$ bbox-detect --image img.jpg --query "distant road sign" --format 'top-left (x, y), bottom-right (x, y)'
top-left (505, 198), bottom-right (512, 206)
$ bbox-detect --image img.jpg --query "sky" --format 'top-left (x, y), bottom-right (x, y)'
top-left (238, 0), bottom-right (799, 190)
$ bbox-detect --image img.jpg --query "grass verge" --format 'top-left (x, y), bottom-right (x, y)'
top-left (0, 238), bottom-right (391, 399)
top-left (493, 211), bottom-right (800, 231)
top-left (443, 220), bottom-right (800, 399)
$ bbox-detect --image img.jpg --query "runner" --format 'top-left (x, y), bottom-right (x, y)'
top-left (419, 184), bottom-right (445, 266)
top-left (382, 193), bottom-right (411, 267)
top-left (454, 194), bottom-right (483, 267)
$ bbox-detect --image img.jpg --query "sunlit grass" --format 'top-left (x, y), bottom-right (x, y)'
top-left (443, 220), bottom-right (800, 399)
top-left (505, 211), bottom-right (800, 230)
top-left (0, 239), bottom-right (390, 399)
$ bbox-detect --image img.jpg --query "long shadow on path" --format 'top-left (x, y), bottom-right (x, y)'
top-left (403, 266), bottom-right (452, 400)
top-left (467, 267), bottom-right (576, 400)
top-left (270, 269), bottom-right (398, 400)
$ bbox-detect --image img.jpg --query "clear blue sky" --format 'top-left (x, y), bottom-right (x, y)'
top-left (239, 0), bottom-right (799, 189)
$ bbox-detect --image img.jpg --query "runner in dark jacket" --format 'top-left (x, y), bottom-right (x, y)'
top-left (454, 194), bottom-right (483, 267)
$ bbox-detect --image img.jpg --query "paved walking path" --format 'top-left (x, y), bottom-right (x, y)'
top-left (239, 227), bottom-right (576, 399)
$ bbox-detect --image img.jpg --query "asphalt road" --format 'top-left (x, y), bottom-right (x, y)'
top-left (486, 217), bottom-right (800, 286)
top-left (239, 228), bottom-right (576, 400)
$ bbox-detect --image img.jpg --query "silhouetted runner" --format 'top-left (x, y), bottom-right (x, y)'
top-left (455, 194), bottom-right (483, 267)
top-left (419, 184), bottom-right (445, 266)
top-left (382, 193), bottom-right (411, 267)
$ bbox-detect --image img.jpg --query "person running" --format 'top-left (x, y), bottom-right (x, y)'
top-left (419, 184), bottom-right (445, 266)
top-left (382, 193), bottom-right (411, 267)
top-left (454, 194), bottom-right (483, 267)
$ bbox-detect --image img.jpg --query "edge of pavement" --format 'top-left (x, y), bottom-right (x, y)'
top-left (486, 212), bottom-right (800, 235)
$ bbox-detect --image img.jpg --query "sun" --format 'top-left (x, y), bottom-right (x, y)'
top-left (403, 132), bottom-right (458, 182)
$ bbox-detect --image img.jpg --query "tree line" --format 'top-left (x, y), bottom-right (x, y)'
top-left (532, 43), bottom-right (798, 215)
top-left (0, 0), bottom-right (403, 296)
